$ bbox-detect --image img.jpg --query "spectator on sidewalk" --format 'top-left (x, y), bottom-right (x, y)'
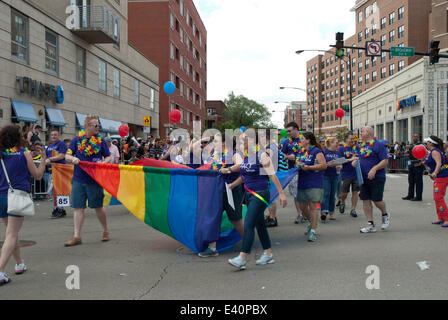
top-left (106, 138), bottom-right (120, 164)
top-left (402, 134), bottom-right (424, 202)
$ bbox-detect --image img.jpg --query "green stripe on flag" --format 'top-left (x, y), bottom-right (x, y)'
top-left (143, 167), bottom-right (174, 239)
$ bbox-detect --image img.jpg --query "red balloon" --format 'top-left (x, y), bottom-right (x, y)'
top-left (118, 124), bottom-right (129, 138)
top-left (169, 109), bottom-right (181, 123)
top-left (412, 145), bottom-right (427, 160)
top-left (335, 108), bottom-right (345, 119)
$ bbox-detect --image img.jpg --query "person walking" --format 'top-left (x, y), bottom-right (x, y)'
top-left (0, 125), bottom-right (47, 286)
top-left (64, 115), bottom-right (111, 247)
top-left (321, 137), bottom-right (340, 221)
top-left (402, 134), bottom-right (424, 201)
top-left (424, 136), bottom-right (448, 227)
top-left (227, 134), bottom-right (287, 270)
top-left (354, 127), bottom-right (390, 233)
top-left (45, 130), bottom-right (68, 218)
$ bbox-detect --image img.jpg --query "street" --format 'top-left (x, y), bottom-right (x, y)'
top-left (1, 173), bottom-right (447, 300)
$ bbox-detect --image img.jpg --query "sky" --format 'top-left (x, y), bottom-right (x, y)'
top-left (194, 0), bottom-right (356, 128)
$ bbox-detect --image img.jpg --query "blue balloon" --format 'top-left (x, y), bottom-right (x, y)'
top-left (240, 126), bottom-right (246, 133)
top-left (163, 81), bottom-right (176, 95)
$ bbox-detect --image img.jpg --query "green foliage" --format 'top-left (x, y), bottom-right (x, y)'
top-left (335, 126), bottom-right (349, 140)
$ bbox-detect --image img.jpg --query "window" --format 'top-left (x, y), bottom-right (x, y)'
top-left (134, 79), bottom-right (139, 105)
top-left (372, 24), bottom-right (377, 35)
top-left (389, 64), bottom-right (395, 76)
top-left (389, 12), bottom-right (395, 25)
top-left (335, 66), bottom-right (338, 74)
top-left (389, 30), bottom-right (395, 43)
top-left (365, 28), bottom-right (370, 39)
top-left (113, 68), bottom-right (120, 98)
top-left (358, 50), bottom-right (363, 58)
top-left (398, 25), bottom-right (404, 38)
top-left (372, 71), bottom-right (377, 82)
top-left (398, 6), bottom-right (404, 20)
top-left (372, 56), bottom-right (377, 67)
top-left (180, 0), bottom-right (184, 16)
top-left (358, 32), bottom-right (363, 42)
top-left (341, 88), bottom-right (345, 96)
top-left (170, 43), bottom-right (175, 60)
top-left (381, 34), bottom-right (386, 46)
top-left (358, 76), bottom-right (363, 87)
top-left (352, 58), bottom-right (356, 67)
top-left (381, 67), bottom-right (386, 78)
top-left (365, 59), bottom-right (370, 70)
top-left (381, 51), bottom-right (387, 63)
top-left (98, 59), bottom-right (107, 93)
top-left (398, 60), bottom-right (405, 71)
top-left (150, 88), bottom-right (155, 109)
top-left (11, 9), bottom-right (28, 63)
top-left (365, 74), bottom-right (370, 84)
top-left (381, 17), bottom-right (386, 29)
top-left (170, 13), bottom-right (175, 29)
top-left (358, 11), bottom-right (363, 22)
top-left (180, 55), bottom-right (183, 70)
top-left (365, 6), bottom-right (370, 18)
top-left (76, 46), bottom-right (86, 85)
top-left (45, 29), bottom-right (58, 74)
top-left (180, 28), bottom-right (183, 43)
top-left (358, 62), bottom-right (363, 72)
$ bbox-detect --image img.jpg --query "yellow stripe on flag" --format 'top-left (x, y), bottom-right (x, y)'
top-left (117, 165), bottom-right (146, 222)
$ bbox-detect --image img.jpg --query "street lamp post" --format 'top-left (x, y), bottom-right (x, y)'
top-left (296, 49), bottom-right (354, 132)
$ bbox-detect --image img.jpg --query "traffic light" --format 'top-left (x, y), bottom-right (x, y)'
top-left (429, 40), bottom-right (440, 65)
top-left (335, 32), bottom-right (344, 59)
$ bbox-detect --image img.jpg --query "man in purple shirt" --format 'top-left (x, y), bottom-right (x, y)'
top-left (45, 130), bottom-right (67, 219)
top-left (354, 126), bottom-right (390, 233)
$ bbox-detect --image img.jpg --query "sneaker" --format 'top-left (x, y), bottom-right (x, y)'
top-left (0, 273), bottom-right (11, 286)
top-left (329, 214), bottom-right (336, 221)
top-left (50, 208), bottom-right (59, 219)
top-left (198, 247), bottom-right (219, 258)
top-left (350, 209), bottom-right (358, 218)
top-left (308, 230), bottom-right (317, 242)
top-left (15, 262), bottom-right (27, 275)
top-left (304, 224), bottom-right (312, 235)
top-left (381, 213), bottom-right (391, 230)
top-left (266, 217), bottom-right (278, 228)
top-left (339, 203), bottom-right (345, 214)
top-left (295, 216), bottom-right (306, 224)
top-left (57, 208), bottom-right (67, 217)
top-left (256, 253), bottom-right (275, 265)
top-left (360, 223), bottom-right (377, 233)
top-left (228, 255), bottom-right (247, 270)
top-left (320, 214), bottom-right (327, 221)
top-left (336, 200), bottom-right (341, 207)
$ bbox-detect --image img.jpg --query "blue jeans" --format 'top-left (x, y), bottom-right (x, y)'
top-left (321, 175), bottom-right (339, 215)
top-left (241, 189), bottom-right (271, 254)
top-left (336, 174), bottom-right (342, 199)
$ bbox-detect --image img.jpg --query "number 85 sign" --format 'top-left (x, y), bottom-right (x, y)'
top-left (57, 196), bottom-right (70, 207)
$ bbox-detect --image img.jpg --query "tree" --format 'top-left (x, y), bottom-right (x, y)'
top-left (222, 92), bottom-right (274, 129)
top-left (335, 126), bottom-right (349, 140)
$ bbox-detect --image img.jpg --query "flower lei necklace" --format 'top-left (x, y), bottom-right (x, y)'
top-left (77, 130), bottom-right (102, 157)
top-left (343, 143), bottom-right (357, 159)
top-left (243, 145), bottom-right (260, 159)
top-left (289, 136), bottom-right (302, 154)
top-left (212, 149), bottom-right (230, 170)
top-left (295, 145), bottom-right (314, 167)
top-left (2, 146), bottom-right (29, 156)
top-left (360, 138), bottom-right (378, 158)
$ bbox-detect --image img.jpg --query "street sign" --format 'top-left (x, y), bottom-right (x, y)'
top-left (391, 46), bottom-right (415, 57)
top-left (366, 41), bottom-right (381, 56)
top-left (143, 116), bottom-right (151, 126)
top-left (143, 126), bottom-right (151, 134)
top-left (354, 134), bottom-right (359, 142)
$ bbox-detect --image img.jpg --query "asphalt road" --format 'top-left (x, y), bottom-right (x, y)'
top-left (1, 173), bottom-right (447, 300)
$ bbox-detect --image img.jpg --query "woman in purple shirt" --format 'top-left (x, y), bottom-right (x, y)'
top-left (226, 133), bottom-right (287, 270)
top-left (0, 125), bottom-right (47, 286)
top-left (321, 138), bottom-right (341, 221)
top-left (296, 132), bottom-right (327, 242)
top-left (424, 136), bottom-right (448, 227)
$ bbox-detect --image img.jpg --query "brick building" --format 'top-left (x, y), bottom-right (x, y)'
top-left (429, 0), bottom-right (448, 52)
top-left (205, 100), bottom-right (226, 129)
top-left (284, 101), bottom-right (306, 130)
top-left (306, 0), bottom-right (433, 135)
top-left (128, 0), bottom-right (207, 138)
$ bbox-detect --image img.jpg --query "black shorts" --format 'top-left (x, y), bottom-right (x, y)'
top-left (359, 177), bottom-right (386, 202)
top-left (342, 178), bottom-right (360, 193)
top-left (223, 184), bottom-right (244, 221)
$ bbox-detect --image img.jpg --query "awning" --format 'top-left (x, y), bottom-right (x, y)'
top-left (99, 118), bottom-right (121, 133)
top-left (11, 100), bottom-right (38, 123)
top-left (45, 107), bottom-right (66, 127)
top-left (76, 113), bottom-right (87, 129)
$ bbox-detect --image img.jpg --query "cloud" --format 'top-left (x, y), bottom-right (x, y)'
top-left (195, 0), bottom-right (355, 127)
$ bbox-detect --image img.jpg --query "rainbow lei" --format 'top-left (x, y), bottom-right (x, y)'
top-left (295, 146), bottom-right (314, 167)
top-left (243, 145), bottom-right (260, 159)
top-left (360, 138), bottom-right (378, 158)
top-left (2, 147), bottom-right (29, 156)
top-left (343, 143), bottom-right (357, 159)
top-left (77, 130), bottom-right (102, 157)
top-left (289, 135), bottom-right (302, 154)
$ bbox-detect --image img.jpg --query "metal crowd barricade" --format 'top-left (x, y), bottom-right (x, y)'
top-left (387, 154), bottom-right (410, 174)
top-left (30, 160), bottom-right (53, 200)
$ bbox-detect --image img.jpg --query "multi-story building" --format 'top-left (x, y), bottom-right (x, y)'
top-left (306, 0), bottom-right (433, 135)
top-left (284, 101), bottom-right (306, 130)
top-left (128, 0), bottom-right (207, 138)
top-left (429, 0), bottom-right (448, 51)
top-left (1, 0), bottom-right (160, 143)
top-left (205, 100), bottom-right (225, 129)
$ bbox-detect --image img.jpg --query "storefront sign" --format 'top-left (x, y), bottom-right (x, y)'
top-left (397, 95), bottom-right (417, 110)
top-left (17, 77), bottom-right (64, 104)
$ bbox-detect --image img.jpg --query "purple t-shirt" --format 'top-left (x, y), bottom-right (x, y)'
top-left (240, 154), bottom-right (269, 192)
top-left (46, 140), bottom-right (67, 165)
top-left (425, 148), bottom-right (448, 178)
top-left (0, 150), bottom-right (31, 194)
top-left (337, 145), bottom-right (360, 179)
top-left (68, 136), bottom-right (111, 184)
top-left (359, 141), bottom-right (388, 179)
top-left (324, 149), bottom-right (338, 176)
top-left (298, 147), bottom-right (324, 190)
top-left (281, 137), bottom-right (301, 169)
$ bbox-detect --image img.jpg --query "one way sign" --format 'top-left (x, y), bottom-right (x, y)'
top-left (143, 116), bottom-right (151, 126)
